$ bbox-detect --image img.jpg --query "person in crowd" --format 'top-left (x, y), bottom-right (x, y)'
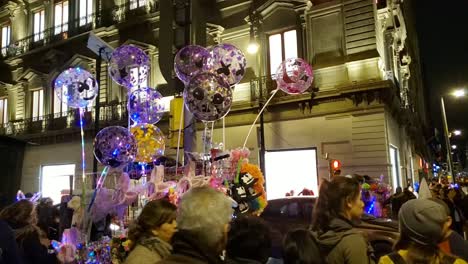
top-left (407, 185), bottom-right (419, 199)
top-left (384, 187), bottom-right (403, 219)
top-left (283, 229), bottom-right (321, 264)
top-left (225, 215), bottom-right (272, 264)
top-left (158, 186), bottom-right (234, 264)
top-left (0, 219), bottom-right (23, 264)
top-left (378, 199), bottom-right (467, 264)
top-left (0, 200), bottom-right (57, 264)
top-left (125, 199), bottom-right (177, 264)
top-left (36, 198), bottom-right (60, 241)
top-left (429, 198), bottom-right (468, 262)
top-left (442, 187), bottom-right (465, 236)
top-left (402, 187), bottom-right (417, 200)
top-left (310, 176), bottom-right (375, 264)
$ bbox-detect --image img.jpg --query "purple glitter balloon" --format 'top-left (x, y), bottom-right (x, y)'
top-left (206, 43), bottom-right (247, 86)
top-left (275, 58), bottom-right (314, 94)
top-left (109, 45), bottom-right (150, 89)
top-left (128, 87), bottom-right (165, 124)
top-left (93, 126), bottom-right (137, 168)
top-left (183, 72), bottom-right (232, 122)
top-left (54, 67), bottom-right (99, 109)
top-left (174, 45), bottom-right (210, 85)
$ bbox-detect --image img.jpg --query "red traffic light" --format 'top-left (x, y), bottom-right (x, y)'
top-left (331, 160), bottom-right (341, 170)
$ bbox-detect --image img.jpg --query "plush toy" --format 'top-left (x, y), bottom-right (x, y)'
top-left (230, 163), bottom-right (267, 216)
top-left (68, 196), bottom-right (84, 230)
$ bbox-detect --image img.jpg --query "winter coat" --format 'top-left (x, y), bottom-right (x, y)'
top-left (7, 221), bottom-right (57, 264)
top-left (312, 217), bottom-right (375, 264)
top-left (225, 257), bottom-right (263, 264)
top-left (0, 220), bottom-right (23, 264)
top-left (378, 250), bottom-right (468, 264)
top-left (157, 230), bottom-right (224, 264)
top-left (125, 236), bottom-right (172, 264)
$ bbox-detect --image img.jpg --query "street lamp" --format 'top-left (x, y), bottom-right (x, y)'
top-left (440, 88), bottom-right (466, 182)
top-left (453, 89), bottom-right (466, 98)
top-left (453, 130), bottom-right (462, 136)
top-left (452, 145), bottom-right (457, 150)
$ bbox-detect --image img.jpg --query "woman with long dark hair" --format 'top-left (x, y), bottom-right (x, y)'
top-left (379, 199), bottom-right (466, 264)
top-left (0, 199), bottom-right (57, 264)
top-left (124, 199), bottom-right (177, 264)
top-left (310, 176), bottom-right (374, 264)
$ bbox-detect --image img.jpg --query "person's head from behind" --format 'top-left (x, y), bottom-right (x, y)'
top-left (0, 199), bottom-right (36, 226)
top-left (395, 199), bottom-right (449, 261)
top-left (311, 176), bottom-right (363, 231)
top-left (177, 186), bottom-right (233, 254)
top-left (283, 229), bottom-right (322, 264)
top-left (395, 186), bottom-right (402, 194)
top-left (128, 199), bottom-right (177, 245)
top-left (226, 215), bottom-right (271, 263)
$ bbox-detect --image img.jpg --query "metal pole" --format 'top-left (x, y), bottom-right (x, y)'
top-left (440, 96), bottom-right (454, 182)
top-left (92, 48), bottom-right (103, 188)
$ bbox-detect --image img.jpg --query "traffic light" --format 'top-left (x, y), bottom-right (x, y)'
top-left (330, 159), bottom-right (341, 177)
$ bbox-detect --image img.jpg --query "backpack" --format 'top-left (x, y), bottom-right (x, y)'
top-left (386, 252), bottom-right (457, 264)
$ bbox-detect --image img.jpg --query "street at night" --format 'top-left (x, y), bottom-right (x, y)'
top-left (0, 0), bottom-right (468, 263)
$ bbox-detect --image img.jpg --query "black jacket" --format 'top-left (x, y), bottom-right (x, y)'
top-left (7, 222), bottom-right (57, 264)
top-left (0, 220), bottom-right (23, 264)
top-left (158, 230), bottom-right (224, 264)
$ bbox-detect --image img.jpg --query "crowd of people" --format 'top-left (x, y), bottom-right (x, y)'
top-left (1, 176), bottom-right (468, 264)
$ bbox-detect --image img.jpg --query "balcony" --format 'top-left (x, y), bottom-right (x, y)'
top-left (0, 1), bottom-right (160, 59)
top-left (0, 101), bottom-right (129, 137)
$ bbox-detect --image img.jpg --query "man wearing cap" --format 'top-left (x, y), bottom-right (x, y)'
top-left (378, 199), bottom-right (467, 264)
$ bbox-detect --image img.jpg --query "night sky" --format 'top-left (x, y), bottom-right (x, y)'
top-left (413, 0), bottom-right (468, 167)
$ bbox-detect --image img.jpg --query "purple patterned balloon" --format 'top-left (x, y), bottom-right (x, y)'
top-left (275, 58), bottom-right (314, 94)
top-left (206, 43), bottom-right (247, 86)
top-left (109, 45), bottom-right (150, 89)
top-left (174, 45), bottom-right (210, 85)
top-left (54, 67), bottom-right (99, 109)
top-left (93, 126), bottom-right (137, 168)
top-left (128, 88), bottom-right (165, 124)
top-left (183, 72), bottom-right (232, 122)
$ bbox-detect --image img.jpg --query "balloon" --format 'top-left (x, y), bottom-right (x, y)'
top-left (275, 58), bottom-right (313, 94)
top-left (128, 88), bottom-right (165, 124)
top-left (174, 45), bottom-right (210, 85)
top-left (206, 43), bottom-right (247, 86)
top-left (183, 72), bottom-right (232, 122)
top-left (93, 126), bottom-right (137, 168)
top-left (130, 124), bottom-right (165, 163)
top-left (54, 67), bottom-right (99, 109)
top-left (109, 45), bottom-right (150, 89)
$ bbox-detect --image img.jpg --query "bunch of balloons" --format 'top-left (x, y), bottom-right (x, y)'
top-left (175, 43), bottom-right (246, 122)
top-left (93, 44), bottom-right (166, 168)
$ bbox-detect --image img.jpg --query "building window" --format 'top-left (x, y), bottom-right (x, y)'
top-left (268, 29), bottom-right (298, 77)
top-left (1, 24), bottom-right (11, 56)
top-left (41, 164), bottom-right (75, 204)
top-left (53, 88), bottom-right (68, 117)
top-left (130, 0), bottom-right (146, 9)
top-left (54, 1), bottom-right (69, 34)
top-left (0, 97), bottom-right (8, 125)
top-left (33, 10), bottom-right (45, 42)
top-left (389, 145), bottom-right (401, 192)
top-left (32, 89), bottom-right (44, 120)
top-left (79, 0), bottom-right (93, 26)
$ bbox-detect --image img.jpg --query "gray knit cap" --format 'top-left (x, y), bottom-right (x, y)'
top-left (398, 199), bottom-right (448, 245)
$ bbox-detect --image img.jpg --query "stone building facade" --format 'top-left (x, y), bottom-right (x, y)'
top-left (0, 0), bottom-right (431, 198)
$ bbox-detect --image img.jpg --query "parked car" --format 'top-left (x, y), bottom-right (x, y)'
top-left (261, 196), bottom-right (399, 260)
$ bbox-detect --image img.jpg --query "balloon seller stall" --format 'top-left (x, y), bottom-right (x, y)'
top-left (50, 43), bottom-right (314, 263)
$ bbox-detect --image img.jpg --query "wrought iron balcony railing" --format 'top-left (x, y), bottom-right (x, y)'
top-left (1, 1), bottom-right (160, 59)
top-left (0, 100), bottom-right (129, 136)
